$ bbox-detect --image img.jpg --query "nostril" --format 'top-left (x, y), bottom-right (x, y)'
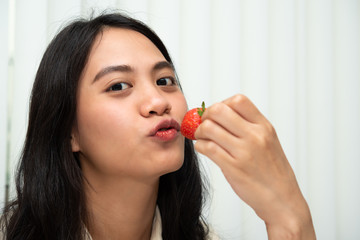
top-left (143, 104), bottom-right (171, 117)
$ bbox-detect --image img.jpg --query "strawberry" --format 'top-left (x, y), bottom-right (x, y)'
top-left (180, 101), bottom-right (206, 140)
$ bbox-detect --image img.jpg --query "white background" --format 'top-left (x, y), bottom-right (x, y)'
top-left (1, 0), bottom-right (359, 239)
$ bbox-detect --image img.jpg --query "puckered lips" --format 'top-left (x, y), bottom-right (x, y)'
top-left (149, 118), bottom-right (181, 141)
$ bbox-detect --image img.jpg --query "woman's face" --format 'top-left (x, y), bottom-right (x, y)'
top-left (71, 27), bottom-right (187, 182)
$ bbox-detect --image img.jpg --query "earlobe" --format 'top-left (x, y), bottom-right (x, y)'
top-left (70, 131), bottom-right (81, 152)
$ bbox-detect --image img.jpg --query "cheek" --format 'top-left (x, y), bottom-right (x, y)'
top-left (76, 100), bottom-right (131, 150)
top-left (75, 100), bottom-right (139, 174)
top-left (173, 93), bottom-right (188, 119)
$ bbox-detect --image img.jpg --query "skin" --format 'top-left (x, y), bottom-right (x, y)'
top-left (194, 95), bottom-right (316, 239)
top-left (71, 27), bottom-right (187, 240)
top-left (70, 27), bottom-right (316, 240)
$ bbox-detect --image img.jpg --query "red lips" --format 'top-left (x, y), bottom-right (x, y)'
top-left (149, 119), bottom-right (181, 141)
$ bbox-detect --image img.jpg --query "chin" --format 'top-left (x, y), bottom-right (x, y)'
top-left (156, 152), bottom-right (184, 176)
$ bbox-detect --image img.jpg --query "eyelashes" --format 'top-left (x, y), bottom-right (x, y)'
top-left (106, 76), bottom-right (177, 92)
top-left (156, 77), bottom-right (176, 86)
top-left (107, 82), bottom-right (131, 92)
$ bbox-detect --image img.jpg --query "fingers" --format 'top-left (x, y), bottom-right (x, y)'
top-left (194, 138), bottom-right (235, 172)
top-left (195, 94), bottom-right (267, 140)
top-left (195, 118), bottom-right (242, 159)
top-left (197, 102), bottom-right (250, 138)
top-left (193, 94), bottom-right (315, 234)
top-left (193, 93), bottom-right (273, 172)
top-left (221, 94), bottom-right (267, 124)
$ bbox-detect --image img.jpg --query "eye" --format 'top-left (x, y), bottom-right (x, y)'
top-left (156, 77), bottom-right (175, 86)
top-left (107, 82), bottom-right (131, 92)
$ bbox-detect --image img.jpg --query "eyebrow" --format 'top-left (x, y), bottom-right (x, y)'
top-left (92, 61), bottom-right (174, 83)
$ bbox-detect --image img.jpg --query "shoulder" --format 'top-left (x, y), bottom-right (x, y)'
top-left (207, 227), bottom-right (220, 240)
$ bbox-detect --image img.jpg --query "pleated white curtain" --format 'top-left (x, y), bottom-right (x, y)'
top-left (0, 0), bottom-right (359, 239)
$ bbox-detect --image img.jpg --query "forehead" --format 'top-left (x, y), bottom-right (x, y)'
top-left (88, 27), bottom-right (165, 65)
top-left (79, 27), bottom-right (168, 84)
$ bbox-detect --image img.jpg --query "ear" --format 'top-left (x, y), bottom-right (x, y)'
top-left (70, 127), bottom-right (81, 152)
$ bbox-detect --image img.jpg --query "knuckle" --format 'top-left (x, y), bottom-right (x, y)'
top-left (232, 94), bottom-right (248, 106)
top-left (256, 129), bottom-right (273, 148)
top-left (200, 119), bottom-right (213, 133)
top-left (198, 120), bottom-right (215, 139)
top-left (257, 134), bottom-right (270, 148)
top-left (208, 102), bottom-right (224, 116)
top-left (204, 141), bottom-right (218, 155)
top-left (250, 122), bottom-right (277, 148)
top-left (263, 121), bottom-right (277, 138)
top-left (267, 123), bottom-right (276, 138)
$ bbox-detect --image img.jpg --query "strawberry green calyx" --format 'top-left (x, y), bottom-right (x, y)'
top-left (197, 101), bottom-right (206, 117)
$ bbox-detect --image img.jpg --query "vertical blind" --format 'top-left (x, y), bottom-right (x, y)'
top-left (0, 0), bottom-right (359, 239)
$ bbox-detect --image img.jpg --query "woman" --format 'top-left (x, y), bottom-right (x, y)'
top-left (1, 12), bottom-right (316, 239)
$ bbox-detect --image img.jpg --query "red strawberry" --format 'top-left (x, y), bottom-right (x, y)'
top-left (180, 102), bottom-right (206, 140)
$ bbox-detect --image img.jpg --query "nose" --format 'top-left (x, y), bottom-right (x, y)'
top-left (139, 87), bottom-right (172, 117)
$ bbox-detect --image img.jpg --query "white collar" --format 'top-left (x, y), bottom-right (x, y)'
top-left (150, 206), bottom-right (162, 240)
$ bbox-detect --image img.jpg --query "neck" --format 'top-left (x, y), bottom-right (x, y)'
top-left (84, 176), bottom-right (159, 240)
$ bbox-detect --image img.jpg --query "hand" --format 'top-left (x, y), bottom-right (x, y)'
top-left (194, 94), bottom-right (316, 240)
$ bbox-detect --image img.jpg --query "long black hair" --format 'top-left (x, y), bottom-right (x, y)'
top-left (1, 12), bottom-right (208, 240)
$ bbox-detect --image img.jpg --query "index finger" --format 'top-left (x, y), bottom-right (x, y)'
top-left (221, 94), bottom-right (267, 124)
